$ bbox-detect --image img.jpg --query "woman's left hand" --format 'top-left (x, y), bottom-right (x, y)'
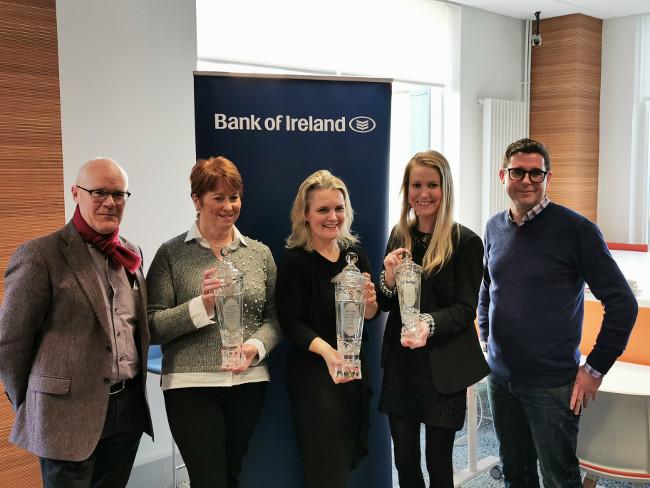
top-left (362, 272), bottom-right (378, 319)
top-left (220, 343), bottom-right (258, 374)
top-left (400, 320), bottom-right (430, 349)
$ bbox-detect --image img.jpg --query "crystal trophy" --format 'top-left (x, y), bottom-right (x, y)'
top-left (331, 252), bottom-right (369, 379)
top-left (210, 248), bottom-right (247, 369)
top-left (393, 250), bottom-right (423, 344)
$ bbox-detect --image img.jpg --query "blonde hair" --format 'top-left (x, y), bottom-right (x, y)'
top-left (397, 150), bottom-right (458, 275)
top-left (285, 170), bottom-right (359, 251)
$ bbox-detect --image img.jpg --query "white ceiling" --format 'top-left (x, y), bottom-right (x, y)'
top-left (449, 0), bottom-right (650, 20)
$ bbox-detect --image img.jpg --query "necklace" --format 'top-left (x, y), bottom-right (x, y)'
top-left (207, 241), bottom-right (226, 250)
top-left (206, 234), bottom-right (234, 250)
top-left (414, 228), bottom-right (431, 246)
top-left (199, 225), bottom-right (234, 251)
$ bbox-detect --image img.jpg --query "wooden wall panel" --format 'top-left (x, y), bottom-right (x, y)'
top-left (0, 0), bottom-right (64, 485)
top-left (530, 14), bottom-right (602, 222)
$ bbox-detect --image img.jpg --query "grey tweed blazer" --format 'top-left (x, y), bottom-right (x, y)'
top-left (0, 220), bottom-right (153, 461)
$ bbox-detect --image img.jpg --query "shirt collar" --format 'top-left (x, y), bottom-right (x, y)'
top-left (508, 195), bottom-right (551, 225)
top-left (185, 221), bottom-right (247, 249)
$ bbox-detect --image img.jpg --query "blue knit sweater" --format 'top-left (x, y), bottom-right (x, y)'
top-left (477, 202), bottom-right (638, 388)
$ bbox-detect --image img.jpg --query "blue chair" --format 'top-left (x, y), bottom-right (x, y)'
top-left (147, 344), bottom-right (163, 373)
top-left (147, 345), bottom-right (185, 487)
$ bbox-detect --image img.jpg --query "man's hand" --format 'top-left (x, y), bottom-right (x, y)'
top-left (570, 366), bottom-right (603, 415)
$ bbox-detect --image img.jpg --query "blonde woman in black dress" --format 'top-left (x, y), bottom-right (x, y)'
top-left (276, 170), bottom-right (378, 488)
top-left (377, 151), bottom-right (490, 487)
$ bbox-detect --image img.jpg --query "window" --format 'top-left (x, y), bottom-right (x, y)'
top-left (388, 83), bottom-right (444, 227)
top-left (196, 0), bottom-right (449, 85)
top-left (635, 15), bottom-right (650, 243)
top-left (196, 0), bottom-right (452, 232)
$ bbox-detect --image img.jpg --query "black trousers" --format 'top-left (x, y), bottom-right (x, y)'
top-left (389, 415), bottom-right (457, 488)
top-left (39, 378), bottom-right (148, 488)
top-left (163, 382), bottom-right (267, 488)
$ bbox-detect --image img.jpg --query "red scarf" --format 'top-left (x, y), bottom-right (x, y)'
top-left (72, 206), bottom-right (142, 274)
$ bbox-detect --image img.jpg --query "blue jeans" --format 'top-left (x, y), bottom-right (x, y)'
top-left (487, 372), bottom-right (582, 488)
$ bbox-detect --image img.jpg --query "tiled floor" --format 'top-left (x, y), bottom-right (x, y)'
top-left (421, 384), bottom-right (649, 488)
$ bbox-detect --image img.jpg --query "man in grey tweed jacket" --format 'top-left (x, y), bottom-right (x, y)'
top-left (0, 158), bottom-right (152, 488)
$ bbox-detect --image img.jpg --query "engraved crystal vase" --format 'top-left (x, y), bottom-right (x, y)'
top-left (393, 250), bottom-right (423, 344)
top-left (331, 252), bottom-right (369, 379)
top-left (211, 248), bottom-right (247, 368)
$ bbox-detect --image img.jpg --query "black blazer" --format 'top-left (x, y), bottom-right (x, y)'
top-left (379, 223), bottom-right (490, 394)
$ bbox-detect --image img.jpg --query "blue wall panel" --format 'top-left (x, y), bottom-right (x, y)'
top-left (194, 73), bottom-right (392, 487)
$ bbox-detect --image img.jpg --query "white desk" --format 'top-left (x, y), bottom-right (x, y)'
top-left (577, 359), bottom-right (650, 488)
top-left (584, 249), bottom-right (650, 308)
top-left (596, 359), bottom-right (650, 396)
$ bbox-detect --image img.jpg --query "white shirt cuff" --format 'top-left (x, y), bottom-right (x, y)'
top-left (245, 338), bottom-right (266, 365)
top-left (189, 296), bottom-right (216, 329)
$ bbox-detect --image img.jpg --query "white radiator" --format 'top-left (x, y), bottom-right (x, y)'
top-left (480, 98), bottom-right (528, 232)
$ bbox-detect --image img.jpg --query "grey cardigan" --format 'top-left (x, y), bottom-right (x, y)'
top-left (147, 231), bottom-right (282, 374)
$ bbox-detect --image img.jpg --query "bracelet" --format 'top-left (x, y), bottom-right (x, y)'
top-left (420, 313), bottom-right (435, 338)
top-left (378, 270), bottom-right (397, 297)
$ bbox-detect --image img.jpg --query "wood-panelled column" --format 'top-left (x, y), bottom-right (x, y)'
top-left (0, 0), bottom-right (64, 485)
top-left (530, 14), bottom-right (602, 222)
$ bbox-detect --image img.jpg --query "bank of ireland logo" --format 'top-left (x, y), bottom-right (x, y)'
top-left (349, 116), bottom-right (376, 133)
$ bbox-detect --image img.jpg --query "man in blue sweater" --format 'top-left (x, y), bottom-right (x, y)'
top-left (478, 138), bottom-right (638, 488)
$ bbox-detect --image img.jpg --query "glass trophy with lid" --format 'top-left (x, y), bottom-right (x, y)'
top-left (393, 250), bottom-right (423, 344)
top-left (210, 248), bottom-right (247, 369)
top-left (331, 252), bottom-right (369, 379)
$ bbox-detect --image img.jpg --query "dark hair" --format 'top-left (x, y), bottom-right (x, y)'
top-left (502, 138), bottom-right (551, 171)
top-left (190, 156), bottom-right (243, 198)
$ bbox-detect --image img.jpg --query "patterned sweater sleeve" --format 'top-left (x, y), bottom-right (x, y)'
top-left (146, 242), bottom-right (201, 345)
top-left (247, 244), bottom-right (283, 354)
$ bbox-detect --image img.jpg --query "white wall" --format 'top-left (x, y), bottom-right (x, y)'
top-left (55, 1), bottom-right (527, 248)
top-left (57, 0), bottom-right (198, 266)
top-left (56, 0), bottom-right (197, 471)
top-left (456, 7), bottom-right (526, 234)
top-left (598, 16), bottom-right (638, 242)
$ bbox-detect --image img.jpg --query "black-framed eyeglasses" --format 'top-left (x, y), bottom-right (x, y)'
top-left (76, 185), bottom-right (131, 204)
top-left (505, 168), bottom-right (548, 183)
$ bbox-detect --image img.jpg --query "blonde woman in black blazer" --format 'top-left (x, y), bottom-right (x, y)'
top-left (377, 150), bottom-right (489, 488)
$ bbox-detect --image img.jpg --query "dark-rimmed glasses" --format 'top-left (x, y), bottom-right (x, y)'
top-left (76, 185), bottom-right (131, 204)
top-left (505, 168), bottom-right (548, 183)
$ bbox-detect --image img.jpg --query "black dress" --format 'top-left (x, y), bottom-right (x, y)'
top-left (276, 245), bottom-right (375, 488)
top-left (378, 225), bottom-right (490, 431)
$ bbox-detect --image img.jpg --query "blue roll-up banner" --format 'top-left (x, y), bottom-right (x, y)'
top-left (194, 72), bottom-right (392, 487)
